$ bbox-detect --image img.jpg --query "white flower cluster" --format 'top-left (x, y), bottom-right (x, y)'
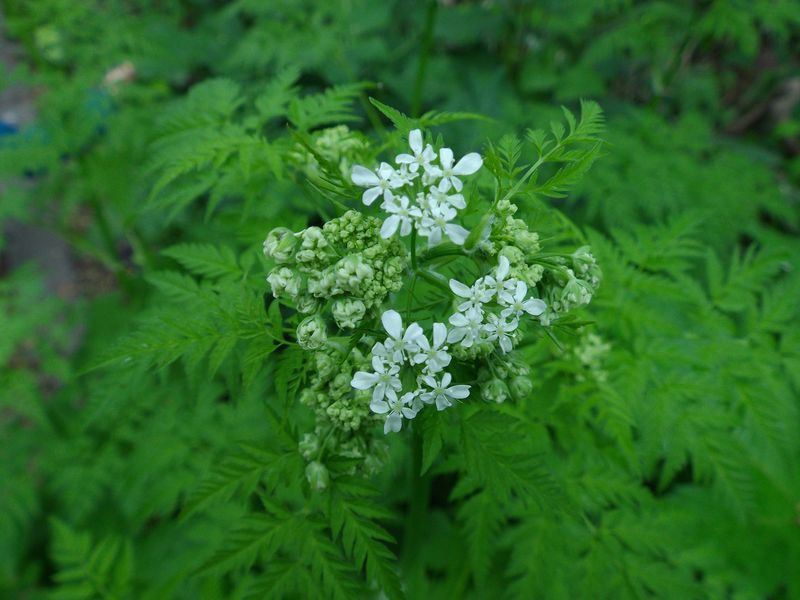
top-left (350, 310), bottom-right (469, 434)
top-left (350, 129), bottom-right (483, 246)
top-left (447, 255), bottom-right (546, 354)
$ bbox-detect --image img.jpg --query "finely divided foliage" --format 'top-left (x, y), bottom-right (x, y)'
top-left (2, 4), bottom-right (799, 596)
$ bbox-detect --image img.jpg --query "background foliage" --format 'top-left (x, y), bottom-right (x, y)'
top-left (1, 1), bottom-right (799, 598)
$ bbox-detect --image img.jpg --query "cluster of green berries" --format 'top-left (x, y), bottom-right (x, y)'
top-left (265, 210), bottom-right (409, 348)
top-left (297, 344), bottom-right (390, 487)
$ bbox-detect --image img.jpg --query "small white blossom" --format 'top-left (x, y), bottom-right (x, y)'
top-left (395, 129), bottom-right (437, 173)
top-left (380, 192), bottom-right (422, 238)
top-left (447, 307), bottom-right (485, 347)
top-left (371, 390), bottom-right (422, 434)
top-left (377, 309), bottom-right (425, 363)
top-left (483, 313), bottom-right (518, 353)
top-left (351, 355), bottom-right (402, 404)
top-left (351, 162), bottom-right (402, 206)
top-left (483, 255), bottom-right (515, 297)
top-left (418, 201), bottom-right (470, 247)
top-left (428, 179), bottom-right (466, 210)
top-left (428, 146), bottom-right (483, 192)
top-left (419, 372), bottom-right (470, 410)
top-left (449, 276), bottom-right (493, 312)
top-left (499, 280), bottom-right (546, 319)
top-left (410, 322), bottom-right (451, 374)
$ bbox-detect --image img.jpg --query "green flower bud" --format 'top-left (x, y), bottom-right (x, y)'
top-left (332, 298), bottom-right (366, 329)
top-left (305, 461), bottom-right (329, 491)
top-left (267, 267), bottom-right (301, 299)
top-left (315, 352), bottom-right (337, 381)
top-left (510, 375), bottom-right (533, 400)
top-left (334, 255), bottom-right (373, 292)
top-left (299, 388), bottom-right (317, 406)
top-left (518, 230), bottom-right (541, 254)
top-left (295, 295), bottom-right (319, 314)
top-left (263, 227), bottom-right (298, 263)
top-left (307, 268), bottom-right (336, 298)
top-left (297, 315), bottom-right (327, 350)
top-left (483, 378), bottom-right (510, 404)
top-left (299, 433), bottom-right (319, 460)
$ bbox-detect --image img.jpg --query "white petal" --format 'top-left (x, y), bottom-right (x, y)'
top-left (449, 279), bottom-right (472, 299)
top-left (351, 371), bottom-right (377, 389)
top-left (435, 396), bottom-right (452, 411)
top-left (409, 129), bottom-right (423, 154)
top-left (446, 384), bottom-right (470, 399)
top-left (524, 298), bottom-right (547, 316)
top-left (499, 336), bottom-right (512, 353)
top-left (450, 177), bottom-right (463, 192)
top-left (385, 412), bottom-right (403, 433)
top-left (370, 399), bottom-right (390, 414)
top-left (449, 312), bottom-right (468, 327)
top-left (421, 374), bottom-right (437, 388)
top-left (399, 219), bottom-right (413, 236)
top-left (377, 162), bottom-right (395, 178)
top-left (439, 147), bottom-right (454, 169)
top-left (453, 152), bottom-right (483, 176)
top-left (362, 187), bottom-right (381, 206)
top-left (427, 228), bottom-right (442, 247)
top-left (497, 256), bottom-right (510, 280)
top-left (445, 224), bottom-right (470, 245)
top-left (380, 215), bottom-right (400, 238)
top-left (447, 328), bottom-right (466, 343)
top-left (432, 322), bottom-right (447, 348)
top-left (441, 372), bottom-right (452, 387)
top-left (351, 165), bottom-right (379, 186)
top-left (395, 153), bottom-right (414, 165)
top-left (401, 406), bottom-right (418, 419)
top-left (381, 309), bottom-right (404, 339)
top-left (404, 322), bottom-right (424, 343)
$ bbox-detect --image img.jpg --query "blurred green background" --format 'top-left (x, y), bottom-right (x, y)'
top-left (1, 1), bottom-right (799, 598)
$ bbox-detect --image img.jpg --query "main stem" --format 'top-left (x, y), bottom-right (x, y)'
top-left (402, 429), bottom-right (430, 566)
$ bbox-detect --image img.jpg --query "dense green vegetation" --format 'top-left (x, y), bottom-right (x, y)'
top-left (1, 1), bottom-right (799, 598)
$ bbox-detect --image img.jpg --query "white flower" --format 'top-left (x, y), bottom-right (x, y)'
top-left (449, 276), bottom-right (493, 312)
top-left (428, 179), bottom-right (466, 210)
top-left (380, 192), bottom-right (422, 238)
top-left (410, 322), bottom-right (451, 374)
top-left (371, 390), bottom-right (422, 434)
top-left (351, 162), bottom-right (402, 206)
top-left (447, 307), bottom-right (485, 347)
top-left (483, 255), bottom-right (516, 297)
top-left (499, 280), bottom-right (546, 319)
top-left (419, 372), bottom-right (470, 410)
top-left (395, 129), bottom-right (437, 173)
top-left (351, 355), bottom-right (402, 403)
top-left (428, 147), bottom-right (483, 192)
top-left (483, 313), bottom-right (519, 353)
top-left (418, 201), bottom-right (470, 247)
top-left (378, 309), bottom-right (425, 363)
top-left (392, 164), bottom-right (418, 187)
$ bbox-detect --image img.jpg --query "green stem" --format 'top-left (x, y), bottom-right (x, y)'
top-left (411, 0), bottom-right (438, 117)
top-left (402, 429), bottom-right (430, 565)
top-left (410, 228), bottom-right (418, 270)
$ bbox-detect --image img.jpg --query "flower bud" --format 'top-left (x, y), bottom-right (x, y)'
top-left (510, 375), bottom-right (533, 400)
top-left (305, 461), bottom-right (329, 491)
top-left (295, 295), bottom-right (319, 314)
top-left (263, 228), bottom-right (297, 263)
top-left (298, 433), bottom-right (319, 460)
top-left (315, 352), bottom-right (337, 381)
top-left (267, 267), bottom-right (301, 299)
top-left (332, 298), bottom-right (366, 329)
top-left (334, 255), bottom-right (374, 292)
top-left (297, 315), bottom-right (327, 350)
top-left (482, 378), bottom-right (510, 404)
